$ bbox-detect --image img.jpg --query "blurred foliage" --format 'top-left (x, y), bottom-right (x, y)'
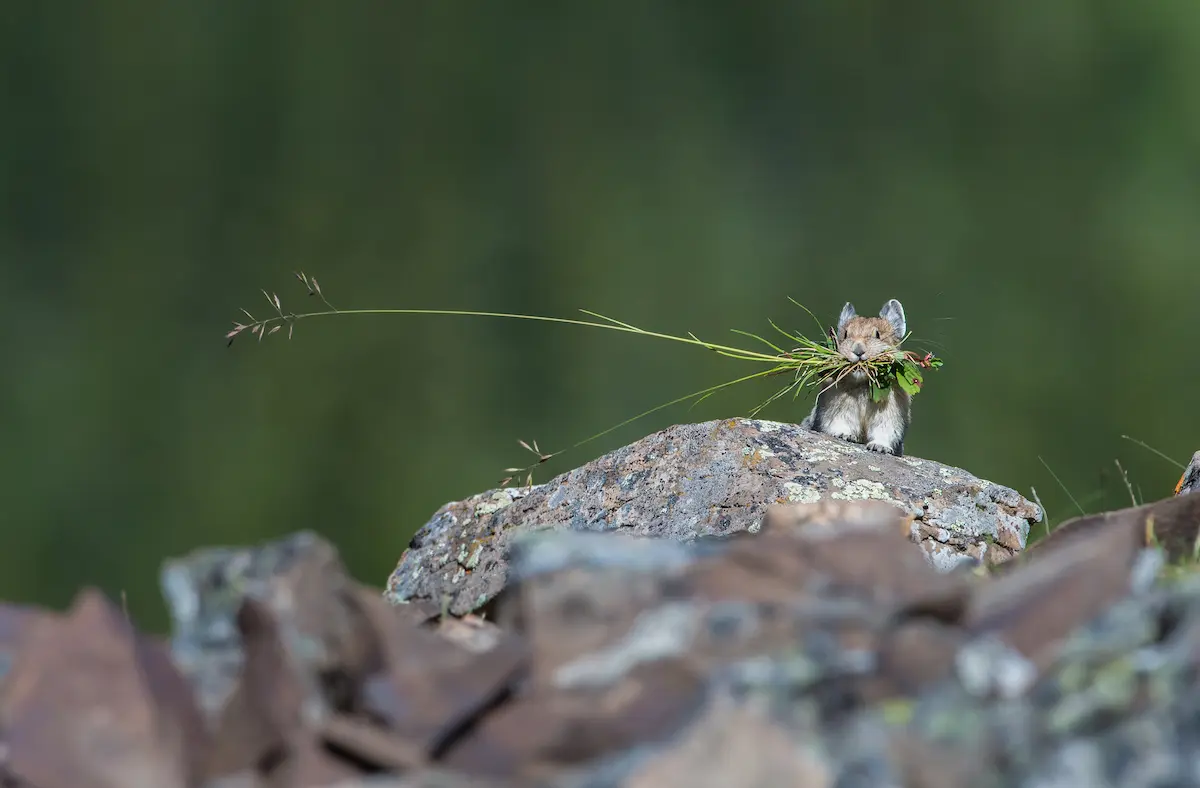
top-left (2, 2), bottom-right (1198, 632)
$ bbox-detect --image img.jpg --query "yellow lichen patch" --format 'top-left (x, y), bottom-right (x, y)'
top-left (455, 536), bottom-right (494, 571)
top-left (741, 446), bottom-right (767, 470)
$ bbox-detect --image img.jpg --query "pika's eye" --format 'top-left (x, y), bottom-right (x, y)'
top-left (841, 330), bottom-right (847, 339)
top-left (874, 329), bottom-right (880, 339)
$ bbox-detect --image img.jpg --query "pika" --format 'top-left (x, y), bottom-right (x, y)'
top-left (799, 299), bottom-right (911, 456)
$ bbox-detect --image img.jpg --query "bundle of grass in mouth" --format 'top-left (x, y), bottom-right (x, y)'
top-left (225, 274), bottom-right (943, 482)
top-left (688, 297), bottom-right (943, 417)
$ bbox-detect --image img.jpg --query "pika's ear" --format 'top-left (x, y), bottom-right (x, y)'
top-left (879, 299), bottom-right (906, 337)
top-left (836, 302), bottom-right (857, 334)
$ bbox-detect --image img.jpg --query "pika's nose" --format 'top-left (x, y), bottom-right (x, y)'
top-left (851, 343), bottom-right (866, 359)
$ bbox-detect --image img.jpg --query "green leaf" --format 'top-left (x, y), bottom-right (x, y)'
top-left (895, 361), bottom-right (923, 396)
top-left (870, 384), bottom-right (888, 402)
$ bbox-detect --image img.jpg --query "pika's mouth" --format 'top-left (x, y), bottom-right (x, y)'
top-left (846, 367), bottom-right (868, 382)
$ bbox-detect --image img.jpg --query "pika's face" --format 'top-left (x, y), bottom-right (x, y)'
top-left (837, 316), bottom-right (899, 363)
top-left (834, 300), bottom-right (907, 371)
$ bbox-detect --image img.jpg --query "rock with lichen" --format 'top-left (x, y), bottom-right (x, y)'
top-left (385, 417), bottom-right (1042, 615)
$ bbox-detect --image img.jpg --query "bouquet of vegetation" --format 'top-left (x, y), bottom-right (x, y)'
top-left (226, 273), bottom-right (943, 483)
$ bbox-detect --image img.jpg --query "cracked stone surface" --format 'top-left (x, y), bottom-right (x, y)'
top-left (386, 418), bottom-right (1042, 616)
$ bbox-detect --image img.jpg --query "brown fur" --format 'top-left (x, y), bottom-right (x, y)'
top-left (801, 299), bottom-right (912, 455)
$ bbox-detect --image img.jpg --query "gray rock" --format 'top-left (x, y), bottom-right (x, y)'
top-left (385, 418), bottom-right (1041, 615)
top-left (160, 530), bottom-right (361, 724)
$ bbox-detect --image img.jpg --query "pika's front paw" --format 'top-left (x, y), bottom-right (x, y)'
top-left (866, 441), bottom-right (897, 455)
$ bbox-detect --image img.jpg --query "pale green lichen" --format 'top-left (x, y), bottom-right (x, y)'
top-left (465, 542), bottom-right (485, 569)
top-left (831, 479), bottom-right (893, 501)
top-left (880, 698), bottom-right (915, 726)
top-left (476, 489), bottom-right (519, 516)
top-left (783, 483), bottom-right (822, 504)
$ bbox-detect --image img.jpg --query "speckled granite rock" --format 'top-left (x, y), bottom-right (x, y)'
top-left (386, 418), bottom-right (1041, 615)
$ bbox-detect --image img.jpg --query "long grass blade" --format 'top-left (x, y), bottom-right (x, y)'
top-left (1038, 455), bottom-right (1086, 516)
top-left (229, 283), bottom-right (946, 483)
top-left (1120, 435), bottom-right (1185, 470)
top-left (787, 296), bottom-right (830, 336)
top-left (729, 328), bottom-right (788, 355)
top-left (564, 367), bottom-right (786, 450)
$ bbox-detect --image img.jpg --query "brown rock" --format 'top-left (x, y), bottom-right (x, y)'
top-left (760, 497), bottom-right (913, 534)
top-left (264, 736), bottom-right (364, 788)
top-left (1025, 491), bottom-right (1200, 566)
top-left (867, 619), bottom-right (967, 702)
top-left (888, 727), bottom-right (985, 788)
top-left (205, 597), bottom-right (316, 781)
top-left (349, 586), bottom-right (528, 758)
top-left (161, 531), bottom-right (370, 724)
top-left (441, 659), bottom-right (707, 780)
top-left (763, 500), bottom-right (970, 613)
top-left (513, 555), bottom-right (679, 690)
top-left (966, 508), bottom-right (1146, 677)
top-left (623, 695), bottom-right (833, 788)
top-left (0, 602), bottom-right (54, 680)
top-left (0, 588), bottom-right (207, 788)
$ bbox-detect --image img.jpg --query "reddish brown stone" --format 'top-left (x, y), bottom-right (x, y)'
top-left (1026, 491), bottom-right (1200, 566)
top-left (0, 588), bottom-right (206, 788)
top-left (967, 510), bottom-right (1146, 675)
top-left (205, 597), bottom-right (312, 781)
top-left (442, 659), bottom-right (706, 780)
top-left (623, 696), bottom-right (833, 788)
top-left (350, 586), bottom-right (528, 758)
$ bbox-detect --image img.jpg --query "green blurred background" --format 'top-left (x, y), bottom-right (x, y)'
top-left (4, 3), bottom-right (1198, 631)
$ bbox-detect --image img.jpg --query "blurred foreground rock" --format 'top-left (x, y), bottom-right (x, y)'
top-left (0, 485), bottom-right (1198, 786)
top-left (386, 418), bottom-right (1042, 615)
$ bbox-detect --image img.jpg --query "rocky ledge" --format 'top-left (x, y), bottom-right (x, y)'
top-left (0, 429), bottom-right (1197, 787)
top-left (386, 418), bottom-right (1042, 615)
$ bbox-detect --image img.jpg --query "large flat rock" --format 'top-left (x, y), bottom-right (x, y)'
top-left (386, 418), bottom-right (1041, 615)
